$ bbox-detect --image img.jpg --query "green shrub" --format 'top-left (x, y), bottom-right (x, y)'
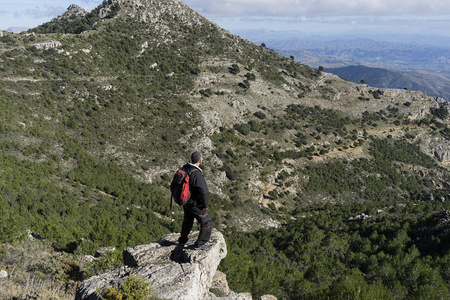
top-left (245, 73), bottom-right (256, 81)
top-left (100, 274), bottom-right (156, 300)
top-left (220, 165), bottom-right (237, 181)
top-left (234, 123), bottom-right (251, 135)
top-left (254, 111), bottom-right (266, 119)
top-left (229, 64), bottom-right (240, 75)
top-left (431, 105), bottom-right (449, 120)
top-left (249, 120), bottom-right (260, 132)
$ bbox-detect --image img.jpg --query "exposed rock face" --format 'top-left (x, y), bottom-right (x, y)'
top-left (75, 230), bottom-right (255, 300)
top-left (32, 41), bottom-right (62, 50)
top-left (419, 134), bottom-right (450, 165)
top-left (433, 143), bottom-right (450, 165)
top-left (56, 4), bottom-right (88, 21)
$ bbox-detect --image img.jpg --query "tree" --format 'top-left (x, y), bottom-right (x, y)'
top-left (431, 106), bottom-right (449, 120)
top-left (229, 64), bottom-right (240, 75)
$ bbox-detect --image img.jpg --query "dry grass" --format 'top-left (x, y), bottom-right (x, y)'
top-left (0, 239), bottom-right (78, 300)
top-left (0, 275), bottom-right (75, 300)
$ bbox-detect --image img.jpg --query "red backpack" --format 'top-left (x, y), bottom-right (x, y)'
top-left (170, 168), bottom-right (197, 209)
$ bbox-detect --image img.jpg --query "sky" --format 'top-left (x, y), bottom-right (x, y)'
top-left (1, 0), bottom-right (450, 38)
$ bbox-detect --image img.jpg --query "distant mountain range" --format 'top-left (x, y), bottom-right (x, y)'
top-left (326, 65), bottom-right (450, 101)
top-left (5, 27), bottom-right (29, 33)
top-left (233, 29), bottom-right (450, 101)
top-left (233, 29), bottom-right (450, 71)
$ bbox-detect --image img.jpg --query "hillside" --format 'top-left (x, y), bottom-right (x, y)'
top-left (1, 0), bottom-right (450, 299)
top-left (326, 65), bottom-right (450, 101)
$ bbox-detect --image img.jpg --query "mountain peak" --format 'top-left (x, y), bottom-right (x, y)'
top-left (32, 0), bottom-right (220, 36)
top-left (106, 0), bottom-right (213, 28)
top-left (57, 4), bottom-right (88, 21)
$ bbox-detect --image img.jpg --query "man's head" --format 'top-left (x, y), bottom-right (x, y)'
top-left (191, 151), bottom-right (203, 165)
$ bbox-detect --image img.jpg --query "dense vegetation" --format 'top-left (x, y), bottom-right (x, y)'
top-left (0, 139), bottom-right (173, 252)
top-left (1, 0), bottom-right (449, 299)
top-left (220, 135), bottom-right (450, 299)
top-left (221, 200), bottom-right (450, 299)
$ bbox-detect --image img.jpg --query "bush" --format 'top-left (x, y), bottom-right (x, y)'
top-left (268, 190), bottom-right (278, 200)
top-left (100, 274), bottom-right (156, 300)
top-left (220, 165), bottom-right (237, 181)
top-left (249, 120), bottom-right (260, 132)
top-left (245, 73), bottom-right (256, 81)
top-left (199, 88), bottom-right (213, 97)
top-left (229, 64), bottom-right (240, 75)
top-left (431, 106), bottom-right (449, 120)
top-left (234, 123), bottom-right (251, 135)
top-left (254, 111), bottom-right (266, 119)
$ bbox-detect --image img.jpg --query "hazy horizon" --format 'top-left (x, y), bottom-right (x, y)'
top-left (1, 0), bottom-right (449, 40)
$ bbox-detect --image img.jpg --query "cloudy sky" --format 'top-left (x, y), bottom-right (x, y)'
top-left (1, 0), bottom-right (449, 37)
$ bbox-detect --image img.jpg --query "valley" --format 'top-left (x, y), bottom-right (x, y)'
top-left (0, 0), bottom-right (449, 299)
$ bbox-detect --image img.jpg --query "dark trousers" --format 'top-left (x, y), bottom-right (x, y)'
top-left (179, 205), bottom-right (213, 246)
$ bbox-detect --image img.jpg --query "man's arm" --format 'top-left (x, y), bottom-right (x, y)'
top-left (192, 172), bottom-right (209, 208)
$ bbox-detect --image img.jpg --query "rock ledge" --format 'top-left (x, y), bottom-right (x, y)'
top-left (75, 230), bottom-right (255, 300)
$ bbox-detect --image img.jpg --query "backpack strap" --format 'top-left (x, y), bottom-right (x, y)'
top-left (188, 169), bottom-right (199, 176)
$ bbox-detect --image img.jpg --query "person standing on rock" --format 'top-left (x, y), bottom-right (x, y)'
top-left (178, 151), bottom-right (213, 250)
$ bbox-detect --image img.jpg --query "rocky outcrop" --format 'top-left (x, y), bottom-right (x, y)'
top-left (433, 143), bottom-right (450, 165)
top-left (75, 230), bottom-right (257, 300)
top-left (56, 4), bottom-right (88, 21)
top-left (32, 41), bottom-right (62, 50)
top-left (419, 135), bottom-right (450, 165)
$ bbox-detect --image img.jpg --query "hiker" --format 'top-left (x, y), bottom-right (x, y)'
top-left (178, 151), bottom-right (213, 249)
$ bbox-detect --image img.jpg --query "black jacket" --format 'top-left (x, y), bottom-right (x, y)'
top-left (182, 163), bottom-right (209, 208)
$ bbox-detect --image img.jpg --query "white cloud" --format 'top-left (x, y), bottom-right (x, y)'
top-left (182, 0), bottom-right (450, 16)
top-left (0, 1), bottom-right (100, 29)
top-left (24, 6), bottom-right (66, 19)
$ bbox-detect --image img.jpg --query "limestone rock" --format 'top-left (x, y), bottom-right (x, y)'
top-left (76, 229), bottom-right (236, 300)
top-left (56, 4), bottom-right (88, 21)
top-left (434, 144), bottom-right (450, 164)
top-left (94, 247), bottom-right (116, 258)
top-left (0, 270), bottom-right (7, 279)
top-left (210, 270), bottom-right (231, 295)
top-left (260, 296), bottom-right (278, 300)
top-left (208, 270), bottom-right (254, 299)
top-left (32, 41), bottom-right (62, 50)
top-left (213, 293), bottom-right (253, 300)
top-left (421, 136), bottom-right (450, 165)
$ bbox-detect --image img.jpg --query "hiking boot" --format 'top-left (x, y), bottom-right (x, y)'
top-left (194, 244), bottom-right (212, 250)
top-left (178, 240), bottom-right (194, 248)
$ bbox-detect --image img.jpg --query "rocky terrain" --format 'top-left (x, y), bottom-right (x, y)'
top-left (56, 4), bottom-right (88, 22)
top-left (0, 0), bottom-right (450, 299)
top-left (0, 0), bottom-right (448, 231)
top-left (75, 230), bottom-right (267, 300)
